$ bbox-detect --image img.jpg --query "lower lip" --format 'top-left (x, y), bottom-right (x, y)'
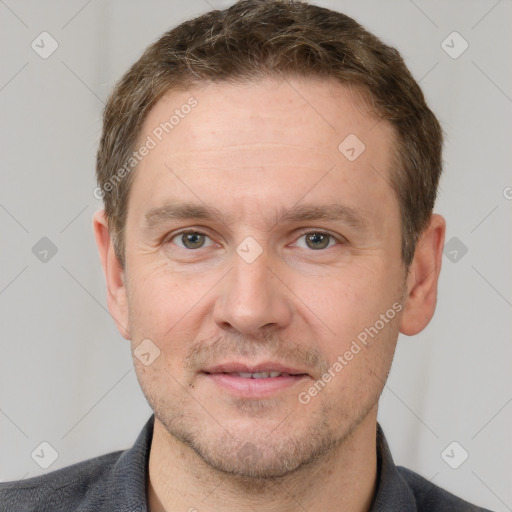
top-left (202, 373), bottom-right (308, 398)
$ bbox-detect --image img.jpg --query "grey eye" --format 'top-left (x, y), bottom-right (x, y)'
top-left (174, 232), bottom-right (211, 249)
top-left (302, 232), bottom-right (332, 250)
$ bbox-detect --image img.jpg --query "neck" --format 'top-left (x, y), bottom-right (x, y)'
top-left (147, 411), bottom-right (379, 512)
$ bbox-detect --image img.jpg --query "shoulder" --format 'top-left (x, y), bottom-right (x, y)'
top-left (0, 450), bottom-right (123, 512)
top-left (397, 466), bottom-right (494, 512)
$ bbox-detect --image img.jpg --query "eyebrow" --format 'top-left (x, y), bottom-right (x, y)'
top-left (144, 201), bottom-right (369, 231)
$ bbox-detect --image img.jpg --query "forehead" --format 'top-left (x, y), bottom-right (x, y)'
top-left (141, 77), bottom-right (393, 161)
top-left (129, 77), bottom-right (398, 230)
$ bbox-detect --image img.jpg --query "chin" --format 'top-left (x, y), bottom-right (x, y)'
top-left (188, 434), bottom-right (336, 480)
top-left (158, 406), bottom-right (343, 481)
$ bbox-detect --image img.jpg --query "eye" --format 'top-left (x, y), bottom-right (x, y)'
top-left (295, 231), bottom-right (340, 250)
top-left (170, 230), bottom-right (213, 250)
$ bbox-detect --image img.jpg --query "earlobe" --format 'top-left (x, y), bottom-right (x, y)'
top-left (399, 214), bottom-right (446, 336)
top-left (92, 209), bottom-right (131, 340)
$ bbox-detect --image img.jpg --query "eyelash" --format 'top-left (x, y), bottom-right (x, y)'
top-left (166, 228), bottom-right (346, 250)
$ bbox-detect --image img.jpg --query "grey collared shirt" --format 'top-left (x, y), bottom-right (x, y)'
top-left (0, 415), bottom-right (493, 511)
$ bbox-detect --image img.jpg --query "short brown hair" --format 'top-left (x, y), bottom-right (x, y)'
top-left (96, 0), bottom-right (443, 268)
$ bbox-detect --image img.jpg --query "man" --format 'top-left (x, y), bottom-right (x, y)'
top-left (0, 1), bottom-right (493, 510)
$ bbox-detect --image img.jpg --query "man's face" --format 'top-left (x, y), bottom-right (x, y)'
top-left (122, 77), bottom-right (407, 478)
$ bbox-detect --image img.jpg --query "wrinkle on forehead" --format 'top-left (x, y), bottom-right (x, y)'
top-left (165, 143), bottom-right (337, 171)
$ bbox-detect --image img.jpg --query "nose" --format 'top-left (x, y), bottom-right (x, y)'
top-left (212, 248), bottom-right (293, 336)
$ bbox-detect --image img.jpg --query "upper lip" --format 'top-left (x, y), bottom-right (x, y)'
top-left (202, 362), bottom-right (309, 376)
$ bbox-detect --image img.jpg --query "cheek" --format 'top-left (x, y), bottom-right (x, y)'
top-left (126, 261), bottom-right (183, 338)
top-left (295, 260), bottom-right (401, 345)
top-left (294, 263), bottom-right (404, 406)
top-left (126, 265), bottom-right (201, 390)
top-left (125, 258), bottom-right (218, 350)
top-left (307, 295), bottom-right (400, 414)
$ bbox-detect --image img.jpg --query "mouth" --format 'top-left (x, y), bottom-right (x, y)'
top-left (200, 362), bottom-right (310, 398)
top-left (208, 370), bottom-right (299, 379)
top-left (202, 361), bottom-right (310, 377)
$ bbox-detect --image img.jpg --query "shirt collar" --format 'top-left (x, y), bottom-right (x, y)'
top-left (111, 415), bottom-right (416, 511)
top-left (109, 414), bottom-right (154, 511)
top-left (369, 423), bottom-right (417, 511)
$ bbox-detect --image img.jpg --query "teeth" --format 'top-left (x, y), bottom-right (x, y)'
top-left (235, 371), bottom-right (283, 378)
top-left (252, 372), bottom-right (270, 379)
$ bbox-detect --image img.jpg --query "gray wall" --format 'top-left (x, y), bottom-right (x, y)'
top-left (1, 1), bottom-right (510, 510)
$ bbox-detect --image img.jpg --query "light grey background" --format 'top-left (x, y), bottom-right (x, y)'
top-left (1, 0), bottom-right (510, 510)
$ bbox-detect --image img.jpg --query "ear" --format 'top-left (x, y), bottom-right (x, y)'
top-left (92, 209), bottom-right (131, 339)
top-left (399, 214), bottom-right (446, 336)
